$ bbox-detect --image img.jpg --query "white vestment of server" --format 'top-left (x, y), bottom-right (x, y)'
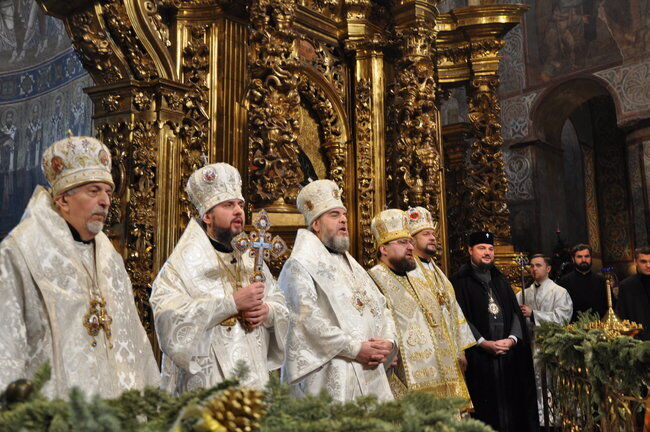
top-left (279, 229), bottom-right (397, 402)
top-left (517, 278), bottom-right (573, 424)
top-left (151, 218), bottom-right (288, 394)
top-left (0, 186), bottom-right (160, 399)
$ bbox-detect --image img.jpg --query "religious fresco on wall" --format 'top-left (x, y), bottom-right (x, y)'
top-left (524, 0), bottom-right (650, 85)
top-left (0, 0), bottom-right (72, 72)
top-left (0, 1), bottom-right (93, 239)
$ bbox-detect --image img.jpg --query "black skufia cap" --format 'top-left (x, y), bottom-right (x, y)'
top-left (469, 231), bottom-right (494, 246)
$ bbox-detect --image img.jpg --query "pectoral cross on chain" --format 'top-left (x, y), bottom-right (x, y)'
top-left (231, 210), bottom-right (288, 283)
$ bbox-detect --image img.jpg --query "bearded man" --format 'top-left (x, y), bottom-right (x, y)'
top-left (0, 136), bottom-right (159, 399)
top-left (450, 232), bottom-right (538, 432)
top-left (368, 209), bottom-right (474, 409)
top-left (150, 163), bottom-right (288, 393)
top-left (279, 180), bottom-right (397, 402)
top-left (405, 207), bottom-right (475, 371)
top-left (558, 244), bottom-right (607, 322)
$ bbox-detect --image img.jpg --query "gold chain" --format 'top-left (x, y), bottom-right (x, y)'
top-left (214, 250), bottom-right (252, 328)
top-left (77, 242), bottom-right (113, 349)
top-left (380, 262), bottom-right (440, 329)
top-left (214, 250), bottom-right (243, 290)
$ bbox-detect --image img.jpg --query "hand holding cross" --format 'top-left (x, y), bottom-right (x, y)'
top-left (230, 210), bottom-right (288, 330)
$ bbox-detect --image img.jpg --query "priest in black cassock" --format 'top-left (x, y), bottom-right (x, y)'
top-left (450, 232), bottom-right (538, 432)
top-left (616, 247), bottom-right (650, 341)
top-left (557, 244), bottom-right (607, 322)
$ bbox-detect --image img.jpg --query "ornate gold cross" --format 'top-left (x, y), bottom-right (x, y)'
top-left (231, 210), bottom-right (288, 283)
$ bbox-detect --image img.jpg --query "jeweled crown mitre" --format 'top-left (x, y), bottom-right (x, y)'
top-left (186, 163), bottom-right (244, 217)
top-left (371, 209), bottom-right (411, 246)
top-left (41, 136), bottom-right (114, 197)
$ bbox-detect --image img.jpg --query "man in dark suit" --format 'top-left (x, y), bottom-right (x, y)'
top-left (616, 247), bottom-right (650, 341)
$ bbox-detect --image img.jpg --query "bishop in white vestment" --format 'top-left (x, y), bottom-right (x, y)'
top-left (279, 180), bottom-right (398, 402)
top-left (151, 163), bottom-right (288, 394)
top-left (0, 136), bottom-right (160, 399)
top-left (368, 209), bottom-right (475, 408)
top-left (517, 254), bottom-right (573, 425)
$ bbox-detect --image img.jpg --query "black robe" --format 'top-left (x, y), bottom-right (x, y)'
top-left (616, 274), bottom-right (650, 341)
top-left (557, 270), bottom-right (607, 322)
top-left (450, 263), bottom-right (539, 432)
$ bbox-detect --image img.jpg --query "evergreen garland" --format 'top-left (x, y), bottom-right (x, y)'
top-left (536, 312), bottom-right (650, 408)
top-left (0, 364), bottom-right (495, 432)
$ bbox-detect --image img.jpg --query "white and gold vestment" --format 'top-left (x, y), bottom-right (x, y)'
top-left (0, 186), bottom-right (160, 398)
top-left (279, 228), bottom-right (397, 402)
top-left (369, 258), bottom-right (475, 407)
top-left (150, 218), bottom-right (288, 394)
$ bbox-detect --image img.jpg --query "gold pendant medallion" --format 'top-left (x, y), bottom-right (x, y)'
top-left (487, 296), bottom-right (500, 316)
top-left (83, 296), bottom-right (113, 349)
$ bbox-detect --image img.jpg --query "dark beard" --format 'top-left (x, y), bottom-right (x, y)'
top-left (472, 259), bottom-right (494, 272)
top-left (389, 255), bottom-right (416, 273)
top-left (575, 262), bottom-right (591, 272)
top-left (422, 245), bottom-right (436, 257)
top-left (211, 226), bottom-right (237, 251)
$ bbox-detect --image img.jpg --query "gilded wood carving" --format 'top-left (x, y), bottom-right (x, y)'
top-left (37, 0), bottom-right (526, 332)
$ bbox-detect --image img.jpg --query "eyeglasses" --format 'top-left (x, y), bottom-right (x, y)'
top-left (388, 238), bottom-right (414, 247)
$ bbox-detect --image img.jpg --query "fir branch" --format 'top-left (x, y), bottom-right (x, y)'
top-left (0, 363), bottom-right (495, 431)
top-left (30, 363), bottom-right (52, 395)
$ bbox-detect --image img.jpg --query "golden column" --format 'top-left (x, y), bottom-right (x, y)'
top-left (343, 0), bottom-right (388, 266)
top-left (386, 0), bottom-right (449, 271)
top-left (435, 3), bottom-right (527, 284)
top-left (458, 4), bottom-right (528, 284)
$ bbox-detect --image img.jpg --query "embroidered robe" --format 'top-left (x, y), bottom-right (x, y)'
top-left (279, 229), bottom-right (397, 402)
top-left (150, 218), bottom-right (288, 394)
top-left (0, 186), bottom-right (160, 399)
top-left (369, 260), bottom-right (475, 408)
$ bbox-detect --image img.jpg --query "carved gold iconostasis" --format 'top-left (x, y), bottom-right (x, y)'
top-left (36, 0), bottom-right (526, 340)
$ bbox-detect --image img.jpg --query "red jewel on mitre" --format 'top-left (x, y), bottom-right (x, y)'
top-left (409, 210), bottom-right (420, 220)
top-left (203, 168), bottom-right (216, 182)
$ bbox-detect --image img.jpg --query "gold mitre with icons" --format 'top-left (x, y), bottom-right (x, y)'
top-left (41, 135), bottom-right (114, 197)
top-left (405, 206), bottom-right (435, 236)
top-left (371, 209), bottom-right (411, 246)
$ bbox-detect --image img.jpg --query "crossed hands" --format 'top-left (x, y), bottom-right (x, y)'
top-left (233, 282), bottom-right (269, 329)
top-left (480, 338), bottom-right (515, 356)
top-left (355, 338), bottom-right (396, 369)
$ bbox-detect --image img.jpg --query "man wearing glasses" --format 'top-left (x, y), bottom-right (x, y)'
top-left (367, 209), bottom-right (474, 411)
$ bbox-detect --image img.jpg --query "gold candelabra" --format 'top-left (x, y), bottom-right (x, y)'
top-left (584, 279), bottom-right (643, 338)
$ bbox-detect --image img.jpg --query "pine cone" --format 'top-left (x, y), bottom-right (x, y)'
top-left (202, 387), bottom-right (266, 432)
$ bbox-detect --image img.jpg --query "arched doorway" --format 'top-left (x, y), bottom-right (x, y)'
top-left (523, 78), bottom-right (636, 275)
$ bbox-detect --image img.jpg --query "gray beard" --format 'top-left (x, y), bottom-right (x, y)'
top-left (86, 221), bottom-right (104, 235)
top-left (324, 233), bottom-right (350, 253)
